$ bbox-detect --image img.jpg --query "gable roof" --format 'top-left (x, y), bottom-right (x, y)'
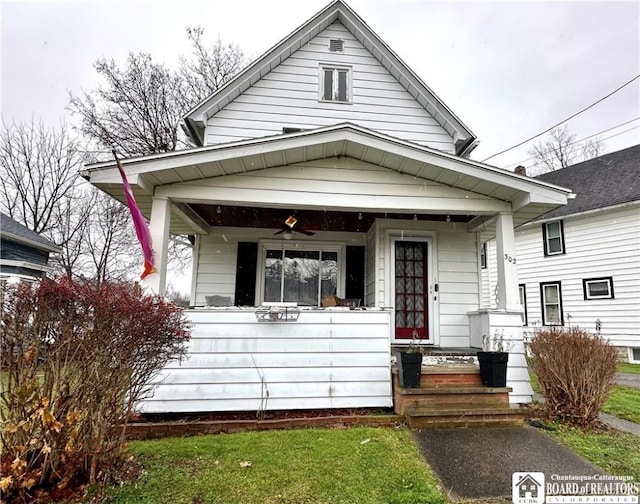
top-left (183, 0), bottom-right (477, 156)
top-left (0, 213), bottom-right (61, 253)
top-left (534, 144), bottom-right (640, 220)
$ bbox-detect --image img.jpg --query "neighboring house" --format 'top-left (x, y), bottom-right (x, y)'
top-left (83, 0), bottom-right (570, 413)
top-left (0, 213), bottom-right (61, 283)
top-left (481, 145), bottom-right (640, 363)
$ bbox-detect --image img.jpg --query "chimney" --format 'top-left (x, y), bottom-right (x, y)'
top-left (514, 166), bottom-right (527, 176)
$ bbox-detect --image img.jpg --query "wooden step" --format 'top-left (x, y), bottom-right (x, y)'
top-left (392, 366), bottom-right (482, 387)
top-left (405, 405), bottom-right (526, 429)
top-left (395, 385), bottom-right (511, 411)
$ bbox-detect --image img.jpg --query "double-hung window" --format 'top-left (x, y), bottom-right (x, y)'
top-left (540, 281), bottom-right (563, 325)
top-left (320, 66), bottom-right (350, 103)
top-left (261, 243), bottom-right (343, 306)
top-left (542, 220), bottom-right (565, 256)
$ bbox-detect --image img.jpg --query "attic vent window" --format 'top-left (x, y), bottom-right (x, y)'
top-left (329, 39), bottom-right (344, 52)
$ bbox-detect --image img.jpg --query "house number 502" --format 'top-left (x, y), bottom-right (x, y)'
top-left (504, 254), bottom-right (516, 264)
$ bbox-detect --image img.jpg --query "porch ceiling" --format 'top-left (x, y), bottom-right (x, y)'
top-left (83, 123), bottom-right (572, 236)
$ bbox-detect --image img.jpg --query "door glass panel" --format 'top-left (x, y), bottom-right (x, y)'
top-left (395, 295), bottom-right (405, 311)
top-left (396, 246), bottom-right (404, 260)
top-left (405, 261), bottom-right (414, 277)
top-left (415, 295), bottom-right (424, 311)
top-left (395, 260), bottom-right (404, 275)
top-left (406, 295), bottom-right (414, 311)
top-left (414, 261), bottom-right (423, 276)
top-left (406, 312), bottom-right (415, 327)
top-left (405, 278), bottom-right (414, 294)
top-left (415, 278), bottom-right (424, 294)
top-left (415, 312), bottom-right (424, 327)
top-left (396, 277), bottom-right (405, 292)
top-left (396, 311), bottom-right (405, 327)
top-left (414, 245), bottom-right (423, 260)
top-left (406, 247), bottom-right (414, 260)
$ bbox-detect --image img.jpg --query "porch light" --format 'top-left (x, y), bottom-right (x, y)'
top-left (282, 229), bottom-right (294, 240)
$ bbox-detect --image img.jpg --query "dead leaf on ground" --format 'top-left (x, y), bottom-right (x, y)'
top-left (239, 461), bottom-right (252, 468)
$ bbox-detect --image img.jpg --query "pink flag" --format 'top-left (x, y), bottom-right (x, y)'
top-left (113, 151), bottom-right (156, 280)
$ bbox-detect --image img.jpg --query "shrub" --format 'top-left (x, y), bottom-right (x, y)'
top-left (527, 326), bottom-right (618, 429)
top-left (0, 278), bottom-right (190, 502)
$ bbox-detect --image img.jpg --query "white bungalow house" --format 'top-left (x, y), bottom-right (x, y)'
top-left (482, 145), bottom-right (640, 363)
top-left (83, 0), bottom-right (571, 416)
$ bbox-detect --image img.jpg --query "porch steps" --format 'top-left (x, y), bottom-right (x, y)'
top-left (392, 366), bottom-right (525, 429)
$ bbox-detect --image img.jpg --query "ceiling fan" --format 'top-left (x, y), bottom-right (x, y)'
top-left (273, 215), bottom-right (316, 238)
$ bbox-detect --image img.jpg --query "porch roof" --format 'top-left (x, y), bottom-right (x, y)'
top-left (82, 123), bottom-right (572, 236)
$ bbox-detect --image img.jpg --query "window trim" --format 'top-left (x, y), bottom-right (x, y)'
top-left (629, 348), bottom-right (640, 364)
top-left (519, 283), bottom-right (528, 326)
top-left (318, 65), bottom-right (352, 104)
top-left (542, 220), bottom-right (565, 256)
top-left (480, 241), bottom-right (487, 269)
top-left (582, 276), bottom-right (615, 300)
top-left (256, 240), bottom-right (346, 306)
top-left (540, 281), bottom-right (564, 326)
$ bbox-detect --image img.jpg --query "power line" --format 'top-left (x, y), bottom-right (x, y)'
top-left (503, 117), bottom-right (640, 169)
top-left (481, 74), bottom-right (640, 163)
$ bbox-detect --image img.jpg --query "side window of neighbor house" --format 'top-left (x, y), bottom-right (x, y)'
top-left (320, 66), bottom-right (351, 103)
top-left (519, 284), bottom-right (528, 326)
top-left (540, 281), bottom-right (563, 325)
top-left (542, 220), bottom-right (565, 256)
top-left (480, 242), bottom-right (487, 269)
top-left (582, 277), bottom-right (614, 300)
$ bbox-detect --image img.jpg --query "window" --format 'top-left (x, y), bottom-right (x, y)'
top-left (630, 348), bottom-right (640, 364)
top-left (320, 66), bottom-right (350, 103)
top-left (583, 277), bottom-right (614, 300)
top-left (542, 220), bottom-right (565, 256)
top-left (261, 244), bottom-right (342, 306)
top-left (519, 284), bottom-right (528, 326)
top-left (480, 242), bottom-right (487, 269)
top-left (540, 281), bottom-right (563, 325)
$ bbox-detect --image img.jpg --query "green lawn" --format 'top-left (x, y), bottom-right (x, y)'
top-left (102, 427), bottom-right (447, 504)
top-left (603, 385), bottom-right (640, 424)
top-left (547, 425), bottom-right (640, 481)
top-left (618, 362), bottom-right (640, 374)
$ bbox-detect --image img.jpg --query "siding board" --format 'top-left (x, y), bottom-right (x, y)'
top-left (205, 22), bottom-right (454, 151)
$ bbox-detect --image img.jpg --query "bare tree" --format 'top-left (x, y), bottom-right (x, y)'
top-left (68, 53), bottom-right (190, 157)
top-left (179, 26), bottom-right (247, 105)
top-left (84, 192), bottom-right (141, 282)
top-left (68, 28), bottom-right (246, 159)
top-left (527, 125), bottom-right (606, 173)
top-left (0, 119), bottom-right (83, 235)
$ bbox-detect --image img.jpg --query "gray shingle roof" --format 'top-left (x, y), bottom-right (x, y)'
top-left (0, 213), bottom-right (61, 251)
top-left (533, 144), bottom-right (640, 220)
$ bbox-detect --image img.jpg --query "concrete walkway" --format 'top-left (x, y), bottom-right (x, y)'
top-left (616, 372), bottom-right (640, 389)
top-left (413, 426), bottom-right (607, 502)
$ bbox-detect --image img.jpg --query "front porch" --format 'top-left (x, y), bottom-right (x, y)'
top-left (84, 124), bottom-right (571, 417)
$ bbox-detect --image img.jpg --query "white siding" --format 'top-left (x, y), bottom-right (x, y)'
top-left (139, 308), bottom-right (393, 413)
top-left (483, 206), bottom-right (640, 348)
top-left (437, 231), bottom-right (480, 347)
top-left (205, 22), bottom-right (455, 152)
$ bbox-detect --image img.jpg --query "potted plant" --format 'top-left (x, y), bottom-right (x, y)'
top-left (395, 337), bottom-right (423, 388)
top-left (476, 330), bottom-right (511, 387)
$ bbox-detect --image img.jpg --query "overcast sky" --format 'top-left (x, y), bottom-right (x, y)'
top-left (2, 0), bottom-right (639, 170)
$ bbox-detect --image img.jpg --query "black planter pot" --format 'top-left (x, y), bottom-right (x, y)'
top-left (476, 351), bottom-right (509, 387)
top-left (396, 351), bottom-right (423, 388)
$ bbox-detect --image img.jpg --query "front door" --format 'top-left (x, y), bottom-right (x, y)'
top-left (394, 241), bottom-right (429, 341)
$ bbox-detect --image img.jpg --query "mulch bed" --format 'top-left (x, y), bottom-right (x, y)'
top-left (125, 408), bottom-right (404, 440)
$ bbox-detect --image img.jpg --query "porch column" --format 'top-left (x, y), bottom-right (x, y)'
top-left (495, 212), bottom-right (520, 311)
top-left (143, 196), bottom-right (171, 296)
